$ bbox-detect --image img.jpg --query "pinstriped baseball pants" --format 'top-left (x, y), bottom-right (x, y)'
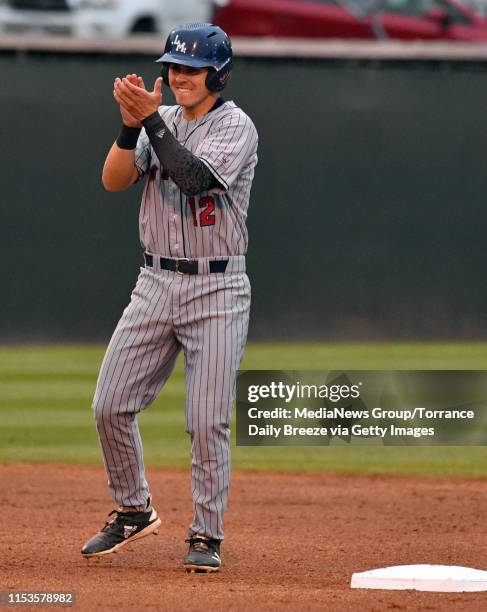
top-left (92, 262), bottom-right (250, 541)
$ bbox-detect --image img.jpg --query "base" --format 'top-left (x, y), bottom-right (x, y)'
top-left (351, 564), bottom-right (487, 592)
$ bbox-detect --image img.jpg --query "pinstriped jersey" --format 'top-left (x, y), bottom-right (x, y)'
top-left (134, 100), bottom-right (258, 258)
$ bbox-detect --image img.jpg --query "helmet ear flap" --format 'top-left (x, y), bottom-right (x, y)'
top-left (161, 63), bottom-right (170, 86)
top-left (205, 62), bottom-right (232, 93)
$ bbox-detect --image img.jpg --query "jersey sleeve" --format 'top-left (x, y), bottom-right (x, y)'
top-left (195, 112), bottom-right (258, 192)
top-left (134, 128), bottom-right (151, 179)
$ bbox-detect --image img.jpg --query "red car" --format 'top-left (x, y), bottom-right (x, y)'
top-left (213, 0), bottom-right (487, 41)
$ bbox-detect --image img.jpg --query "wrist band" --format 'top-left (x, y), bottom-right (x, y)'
top-left (116, 125), bottom-right (141, 150)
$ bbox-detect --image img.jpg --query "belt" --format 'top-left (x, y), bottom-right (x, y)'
top-left (144, 252), bottom-right (228, 275)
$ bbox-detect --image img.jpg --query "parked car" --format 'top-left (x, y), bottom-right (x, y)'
top-left (0, 0), bottom-right (214, 38)
top-left (213, 0), bottom-right (487, 41)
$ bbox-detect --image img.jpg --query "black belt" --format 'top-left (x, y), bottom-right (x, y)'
top-left (144, 253), bottom-right (228, 275)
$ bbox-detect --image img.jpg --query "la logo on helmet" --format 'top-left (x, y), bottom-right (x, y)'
top-left (172, 35), bottom-right (187, 54)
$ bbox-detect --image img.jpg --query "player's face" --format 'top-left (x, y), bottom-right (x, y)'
top-left (168, 64), bottom-right (214, 116)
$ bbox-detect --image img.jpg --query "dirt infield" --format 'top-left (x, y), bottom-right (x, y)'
top-left (1, 465), bottom-right (487, 611)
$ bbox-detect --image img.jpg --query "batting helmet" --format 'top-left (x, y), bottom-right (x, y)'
top-left (156, 22), bottom-right (233, 93)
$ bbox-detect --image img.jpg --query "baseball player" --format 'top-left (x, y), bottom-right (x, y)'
top-left (80, 23), bottom-right (258, 573)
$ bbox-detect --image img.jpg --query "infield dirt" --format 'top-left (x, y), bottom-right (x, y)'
top-left (1, 464), bottom-right (487, 611)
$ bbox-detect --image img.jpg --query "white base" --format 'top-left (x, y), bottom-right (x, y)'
top-left (351, 564), bottom-right (487, 592)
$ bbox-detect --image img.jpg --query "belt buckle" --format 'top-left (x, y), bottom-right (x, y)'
top-left (175, 258), bottom-right (191, 275)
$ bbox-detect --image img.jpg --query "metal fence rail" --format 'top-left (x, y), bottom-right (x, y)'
top-left (2, 34), bottom-right (487, 61)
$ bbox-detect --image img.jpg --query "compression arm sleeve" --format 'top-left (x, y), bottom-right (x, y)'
top-left (141, 111), bottom-right (218, 196)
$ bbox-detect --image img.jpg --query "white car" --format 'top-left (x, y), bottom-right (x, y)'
top-left (0, 0), bottom-right (217, 38)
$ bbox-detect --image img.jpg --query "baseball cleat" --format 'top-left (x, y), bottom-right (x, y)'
top-left (81, 496), bottom-right (161, 558)
top-left (183, 535), bottom-right (221, 573)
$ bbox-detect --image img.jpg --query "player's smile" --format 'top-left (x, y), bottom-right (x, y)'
top-left (168, 64), bottom-right (214, 118)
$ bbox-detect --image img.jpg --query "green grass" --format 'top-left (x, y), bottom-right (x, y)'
top-left (1, 343), bottom-right (487, 476)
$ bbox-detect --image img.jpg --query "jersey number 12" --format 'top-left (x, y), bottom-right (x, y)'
top-left (188, 196), bottom-right (216, 227)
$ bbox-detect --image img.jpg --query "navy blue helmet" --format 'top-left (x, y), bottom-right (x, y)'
top-left (156, 23), bottom-right (233, 93)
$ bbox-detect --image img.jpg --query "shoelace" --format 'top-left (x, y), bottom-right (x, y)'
top-left (101, 509), bottom-right (138, 532)
top-left (185, 537), bottom-right (210, 552)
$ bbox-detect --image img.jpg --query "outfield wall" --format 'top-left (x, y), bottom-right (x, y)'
top-left (2, 38), bottom-right (487, 341)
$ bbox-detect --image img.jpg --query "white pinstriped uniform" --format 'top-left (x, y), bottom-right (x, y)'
top-left (92, 99), bottom-right (258, 541)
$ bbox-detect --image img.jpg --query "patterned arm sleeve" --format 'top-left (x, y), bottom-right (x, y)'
top-left (141, 112), bottom-right (218, 196)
